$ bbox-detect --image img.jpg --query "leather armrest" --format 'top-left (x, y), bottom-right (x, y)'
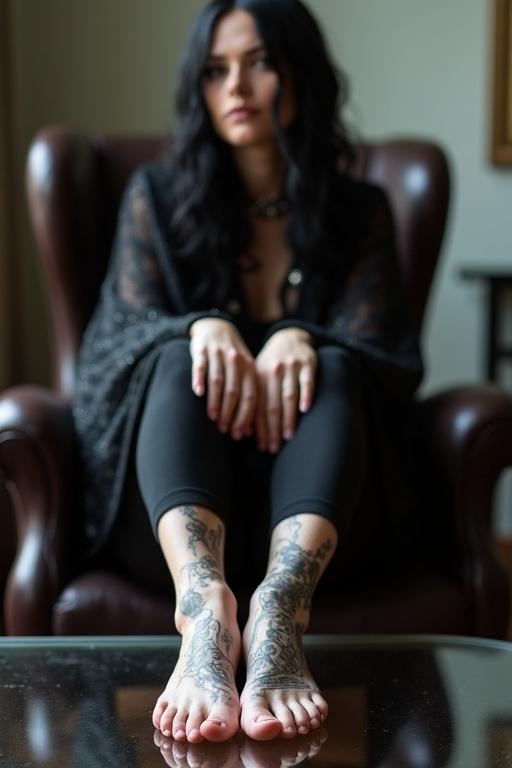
top-left (416, 384), bottom-right (512, 637)
top-left (0, 385), bottom-right (76, 634)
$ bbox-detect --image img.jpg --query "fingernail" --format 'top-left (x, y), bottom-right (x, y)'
top-left (270, 441), bottom-right (279, 453)
top-left (193, 383), bottom-right (204, 395)
top-left (232, 430), bottom-right (242, 440)
top-left (284, 428), bottom-right (293, 440)
top-left (209, 409), bottom-right (218, 420)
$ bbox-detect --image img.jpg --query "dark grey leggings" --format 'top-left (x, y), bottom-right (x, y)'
top-left (107, 338), bottom-right (382, 593)
top-left (136, 339), bottom-right (368, 538)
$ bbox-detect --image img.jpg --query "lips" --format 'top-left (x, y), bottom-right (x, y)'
top-left (226, 106), bottom-right (258, 120)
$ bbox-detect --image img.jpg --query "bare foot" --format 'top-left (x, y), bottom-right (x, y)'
top-left (240, 584), bottom-right (328, 741)
top-left (153, 585), bottom-right (241, 743)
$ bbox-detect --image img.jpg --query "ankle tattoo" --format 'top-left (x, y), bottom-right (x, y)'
top-left (177, 506), bottom-right (224, 617)
top-left (181, 505), bottom-right (222, 559)
top-left (247, 518), bottom-right (333, 693)
top-left (265, 517), bottom-right (333, 614)
top-left (174, 507), bottom-right (235, 702)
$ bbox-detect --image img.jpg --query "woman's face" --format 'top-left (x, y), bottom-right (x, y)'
top-left (202, 9), bottom-right (295, 150)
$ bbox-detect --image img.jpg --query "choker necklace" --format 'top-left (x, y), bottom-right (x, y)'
top-left (246, 196), bottom-right (290, 219)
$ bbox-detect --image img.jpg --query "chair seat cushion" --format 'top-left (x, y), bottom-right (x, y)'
top-left (52, 568), bottom-right (470, 636)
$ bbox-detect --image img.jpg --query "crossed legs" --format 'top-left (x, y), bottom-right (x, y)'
top-left (153, 505), bottom-right (336, 742)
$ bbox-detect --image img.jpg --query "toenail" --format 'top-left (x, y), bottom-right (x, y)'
top-left (311, 718), bottom-right (319, 727)
top-left (163, 730), bottom-right (171, 737)
top-left (175, 729), bottom-right (185, 738)
top-left (299, 725), bottom-right (308, 734)
top-left (285, 726), bottom-right (295, 733)
top-left (256, 715), bottom-right (276, 723)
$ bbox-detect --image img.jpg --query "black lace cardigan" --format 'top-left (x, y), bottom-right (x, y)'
top-left (72, 162), bottom-right (423, 557)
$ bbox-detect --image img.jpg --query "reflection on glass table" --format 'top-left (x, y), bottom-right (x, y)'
top-left (0, 635), bottom-right (511, 767)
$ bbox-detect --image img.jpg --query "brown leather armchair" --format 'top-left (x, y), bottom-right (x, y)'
top-left (1, 126), bottom-right (511, 638)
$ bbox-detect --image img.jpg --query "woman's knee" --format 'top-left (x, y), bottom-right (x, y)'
top-left (315, 346), bottom-right (362, 398)
top-left (152, 338), bottom-right (191, 386)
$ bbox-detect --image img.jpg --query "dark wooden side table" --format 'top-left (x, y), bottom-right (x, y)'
top-left (460, 267), bottom-right (512, 381)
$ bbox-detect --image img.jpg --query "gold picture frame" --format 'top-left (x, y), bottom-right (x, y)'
top-left (491, 0), bottom-right (512, 164)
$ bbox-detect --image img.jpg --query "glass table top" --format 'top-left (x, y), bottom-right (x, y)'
top-left (0, 634), bottom-right (511, 768)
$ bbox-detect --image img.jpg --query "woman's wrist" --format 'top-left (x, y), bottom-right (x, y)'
top-left (189, 316), bottom-right (231, 338)
top-left (271, 327), bottom-right (314, 346)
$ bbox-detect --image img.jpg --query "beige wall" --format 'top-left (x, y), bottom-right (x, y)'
top-left (11, 0), bottom-right (205, 384)
top-left (317, 0), bottom-right (511, 394)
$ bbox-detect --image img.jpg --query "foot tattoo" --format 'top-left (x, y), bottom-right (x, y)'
top-left (153, 507), bottom-right (240, 743)
top-left (154, 512), bottom-right (332, 742)
top-left (240, 518), bottom-right (331, 740)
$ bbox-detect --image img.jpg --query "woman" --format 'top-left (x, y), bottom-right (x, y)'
top-left (73, 0), bottom-right (422, 745)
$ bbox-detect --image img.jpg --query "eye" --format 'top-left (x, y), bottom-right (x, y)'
top-left (251, 56), bottom-right (272, 70)
top-left (203, 64), bottom-right (226, 80)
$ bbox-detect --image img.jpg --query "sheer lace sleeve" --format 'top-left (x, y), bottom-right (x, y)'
top-left (77, 164), bottom-right (232, 377)
top-left (114, 170), bottom-right (168, 310)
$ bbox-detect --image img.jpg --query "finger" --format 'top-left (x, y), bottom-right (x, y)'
top-left (266, 363), bottom-right (283, 453)
top-left (190, 345), bottom-right (207, 397)
top-left (282, 363), bottom-right (299, 440)
top-left (231, 364), bottom-right (257, 439)
top-left (206, 346), bottom-right (224, 421)
top-left (299, 364), bottom-right (315, 413)
top-left (255, 380), bottom-right (268, 451)
top-left (218, 347), bottom-right (242, 433)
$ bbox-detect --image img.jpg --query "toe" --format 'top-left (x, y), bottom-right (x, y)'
top-left (289, 701), bottom-right (310, 734)
top-left (241, 701), bottom-right (282, 741)
top-left (312, 692), bottom-right (329, 721)
top-left (153, 697), bottom-right (168, 730)
top-left (300, 697), bottom-right (321, 729)
top-left (200, 703), bottom-right (238, 743)
top-left (172, 707), bottom-right (188, 741)
top-left (160, 703), bottom-right (178, 737)
top-left (186, 707), bottom-right (205, 744)
top-left (273, 703), bottom-right (297, 739)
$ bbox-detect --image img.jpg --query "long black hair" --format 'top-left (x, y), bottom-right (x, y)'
top-left (168, 0), bottom-right (354, 308)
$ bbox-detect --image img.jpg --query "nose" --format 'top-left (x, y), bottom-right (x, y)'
top-left (227, 64), bottom-right (250, 96)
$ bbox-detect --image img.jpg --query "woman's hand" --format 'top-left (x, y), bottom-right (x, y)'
top-left (254, 328), bottom-right (316, 453)
top-left (189, 318), bottom-right (257, 439)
